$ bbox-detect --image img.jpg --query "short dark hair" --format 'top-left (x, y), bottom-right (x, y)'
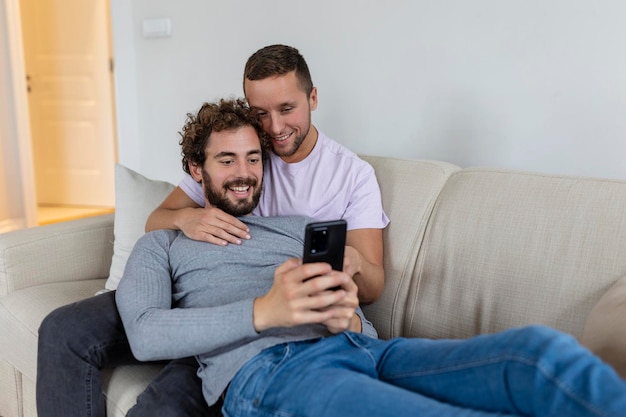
top-left (243, 44), bottom-right (314, 97)
top-left (179, 98), bottom-right (268, 175)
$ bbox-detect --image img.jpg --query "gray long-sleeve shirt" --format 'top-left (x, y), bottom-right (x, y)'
top-left (116, 215), bottom-right (377, 405)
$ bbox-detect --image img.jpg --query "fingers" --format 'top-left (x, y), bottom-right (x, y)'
top-left (254, 260), bottom-right (358, 332)
top-left (197, 222), bottom-right (250, 245)
top-left (181, 207), bottom-right (251, 245)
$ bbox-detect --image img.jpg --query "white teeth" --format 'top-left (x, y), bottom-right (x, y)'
top-left (230, 186), bottom-right (250, 192)
top-left (274, 133), bottom-right (290, 142)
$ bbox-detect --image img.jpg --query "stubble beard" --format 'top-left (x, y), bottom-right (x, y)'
top-left (273, 109), bottom-right (311, 158)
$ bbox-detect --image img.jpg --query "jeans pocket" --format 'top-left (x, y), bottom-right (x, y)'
top-left (229, 344), bottom-right (292, 403)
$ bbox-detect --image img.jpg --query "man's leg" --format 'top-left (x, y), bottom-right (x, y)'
top-left (373, 325), bottom-right (626, 417)
top-left (127, 356), bottom-right (222, 417)
top-left (37, 291), bottom-right (137, 417)
top-left (223, 337), bottom-right (519, 417)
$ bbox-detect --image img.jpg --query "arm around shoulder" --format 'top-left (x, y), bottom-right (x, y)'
top-left (145, 186), bottom-right (251, 245)
top-left (145, 186), bottom-right (202, 232)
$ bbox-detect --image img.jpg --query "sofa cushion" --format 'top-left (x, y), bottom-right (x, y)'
top-left (359, 156), bottom-right (459, 339)
top-left (105, 165), bottom-right (175, 291)
top-left (103, 364), bottom-right (164, 417)
top-left (406, 168), bottom-right (626, 340)
top-left (580, 276), bottom-right (626, 379)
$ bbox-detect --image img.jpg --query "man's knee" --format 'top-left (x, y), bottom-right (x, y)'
top-left (39, 303), bottom-right (81, 347)
top-left (38, 292), bottom-right (121, 352)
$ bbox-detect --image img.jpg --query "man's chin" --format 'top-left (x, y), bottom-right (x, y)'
top-left (223, 200), bottom-right (256, 217)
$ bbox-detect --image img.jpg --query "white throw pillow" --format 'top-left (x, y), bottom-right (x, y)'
top-left (104, 164), bottom-right (175, 290)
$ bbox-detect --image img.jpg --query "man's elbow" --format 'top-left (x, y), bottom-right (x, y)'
top-left (125, 329), bottom-right (161, 362)
top-left (144, 209), bottom-right (159, 233)
top-left (358, 271), bottom-right (385, 305)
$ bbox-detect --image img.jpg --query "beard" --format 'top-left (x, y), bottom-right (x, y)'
top-left (201, 170), bottom-right (262, 216)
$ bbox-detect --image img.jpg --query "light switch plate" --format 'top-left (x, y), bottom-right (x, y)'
top-left (142, 18), bottom-right (172, 38)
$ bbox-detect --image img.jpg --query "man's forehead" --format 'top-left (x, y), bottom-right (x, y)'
top-left (245, 72), bottom-right (303, 108)
top-left (206, 126), bottom-right (261, 155)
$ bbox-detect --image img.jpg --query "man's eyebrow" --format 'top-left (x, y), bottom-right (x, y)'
top-left (214, 149), bottom-right (262, 158)
top-left (251, 101), bottom-right (296, 111)
top-left (214, 151), bottom-right (236, 159)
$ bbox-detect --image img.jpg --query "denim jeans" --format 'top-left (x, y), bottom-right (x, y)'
top-left (36, 290), bottom-right (221, 417)
top-left (224, 326), bottom-right (626, 417)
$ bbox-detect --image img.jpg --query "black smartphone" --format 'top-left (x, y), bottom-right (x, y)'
top-left (302, 220), bottom-right (347, 271)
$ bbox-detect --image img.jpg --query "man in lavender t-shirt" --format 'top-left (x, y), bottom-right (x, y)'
top-left (147, 45), bottom-right (389, 304)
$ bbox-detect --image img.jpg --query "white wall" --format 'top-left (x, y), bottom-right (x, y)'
top-left (111, 0), bottom-right (626, 185)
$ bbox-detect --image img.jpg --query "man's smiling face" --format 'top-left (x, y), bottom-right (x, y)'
top-left (190, 125), bottom-right (264, 216)
top-left (245, 70), bottom-right (318, 164)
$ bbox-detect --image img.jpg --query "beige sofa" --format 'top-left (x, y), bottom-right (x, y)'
top-left (1, 156), bottom-right (625, 417)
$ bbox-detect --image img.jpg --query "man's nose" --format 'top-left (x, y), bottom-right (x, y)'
top-left (235, 160), bottom-right (253, 177)
top-left (267, 113), bottom-right (284, 135)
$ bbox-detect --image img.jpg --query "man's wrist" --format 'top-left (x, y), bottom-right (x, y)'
top-left (252, 297), bottom-right (269, 333)
top-left (351, 312), bottom-right (363, 333)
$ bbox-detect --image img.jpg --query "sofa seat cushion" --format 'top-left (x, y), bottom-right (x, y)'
top-left (581, 276), bottom-right (626, 379)
top-left (103, 364), bottom-right (164, 417)
top-left (0, 279), bottom-right (105, 380)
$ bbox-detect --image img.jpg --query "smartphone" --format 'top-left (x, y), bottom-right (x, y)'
top-left (302, 220), bottom-right (347, 271)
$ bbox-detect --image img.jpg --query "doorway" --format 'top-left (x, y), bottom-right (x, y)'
top-left (19, 0), bottom-right (117, 224)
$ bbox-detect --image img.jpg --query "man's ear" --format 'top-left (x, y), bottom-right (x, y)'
top-left (189, 162), bottom-right (203, 183)
top-left (309, 86), bottom-right (318, 112)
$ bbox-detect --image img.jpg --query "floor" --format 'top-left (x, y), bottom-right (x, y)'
top-left (37, 204), bottom-right (115, 226)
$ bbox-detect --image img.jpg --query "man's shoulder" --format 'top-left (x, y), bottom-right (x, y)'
top-left (318, 130), bottom-right (356, 157)
top-left (317, 131), bottom-right (371, 170)
top-left (136, 229), bottom-right (182, 248)
top-left (314, 135), bottom-right (373, 185)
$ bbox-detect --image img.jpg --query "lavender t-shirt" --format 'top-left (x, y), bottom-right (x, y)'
top-left (179, 130), bottom-right (389, 230)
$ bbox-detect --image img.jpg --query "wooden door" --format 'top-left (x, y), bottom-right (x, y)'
top-left (20, 0), bottom-right (116, 206)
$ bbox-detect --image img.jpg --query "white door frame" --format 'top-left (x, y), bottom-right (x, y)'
top-left (4, 0), bottom-right (37, 228)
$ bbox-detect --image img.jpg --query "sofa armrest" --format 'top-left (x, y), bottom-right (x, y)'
top-left (0, 214), bottom-right (114, 297)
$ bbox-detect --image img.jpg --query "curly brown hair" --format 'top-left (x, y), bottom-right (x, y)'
top-left (179, 98), bottom-right (268, 175)
top-left (243, 44), bottom-right (314, 98)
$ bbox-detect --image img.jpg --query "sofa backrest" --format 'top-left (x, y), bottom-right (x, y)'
top-left (359, 156), bottom-right (460, 339)
top-left (402, 167), bottom-right (626, 340)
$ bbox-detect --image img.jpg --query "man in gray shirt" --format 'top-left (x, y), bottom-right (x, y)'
top-left (117, 98), bottom-right (626, 417)
top-left (116, 97), bottom-right (374, 405)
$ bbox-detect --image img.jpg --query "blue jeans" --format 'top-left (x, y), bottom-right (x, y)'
top-left (36, 291), bottom-right (221, 417)
top-left (224, 326), bottom-right (626, 417)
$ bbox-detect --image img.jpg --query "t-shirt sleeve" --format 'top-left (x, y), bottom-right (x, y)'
top-left (343, 163), bottom-right (389, 231)
top-left (179, 174), bottom-right (206, 207)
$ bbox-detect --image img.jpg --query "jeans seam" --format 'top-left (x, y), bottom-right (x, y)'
top-left (385, 353), bottom-right (611, 417)
top-left (343, 332), bottom-right (376, 367)
top-left (82, 338), bottom-right (131, 417)
top-left (529, 357), bottom-right (610, 417)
